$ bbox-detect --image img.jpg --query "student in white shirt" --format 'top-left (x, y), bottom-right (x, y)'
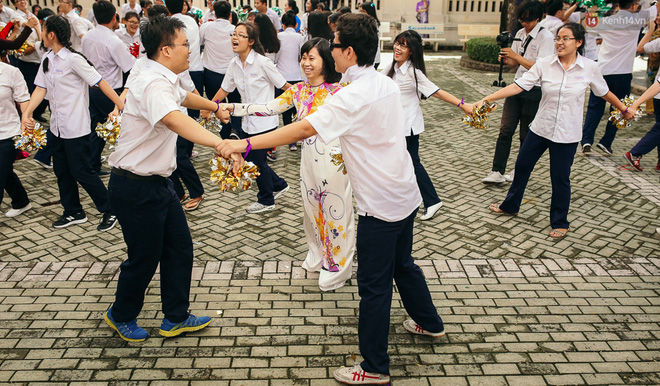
top-left (216, 14), bottom-right (445, 384)
top-left (277, 11), bottom-right (303, 151)
top-left (283, 0), bottom-right (300, 32)
top-left (478, 23), bottom-right (630, 239)
top-left (115, 11), bottom-right (143, 58)
top-left (105, 15), bottom-right (229, 343)
top-left (21, 15), bottom-right (123, 231)
top-left (0, 62), bottom-right (32, 218)
top-left (60, 0), bottom-right (91, 51)
top-left (359, 1), bottom-right (380, 68)
top-left (209, 22), bottom-right (291, 214)
top-left (581, 0), bottom-right (660, 155)
top-left (255, 13), bottom-right (280, 64)
top-left (201, 0), bottom-right (215, 23)
top-left (82, 0), bottom-right (136, 175)
top-left (482, 0), bottom-right (554, 184)
top-left (120, 0), bottom-right (141, 20)
top-left (200, 1), bottom-right (241, 139)
top-left (254, 0), bottom-right (281, 31)
top-left (299, 0), bottom-right (318, 38)
top-left (382, 29), bottom-right (473, 221)
top-left (538, 0), bottom-right (570, 36)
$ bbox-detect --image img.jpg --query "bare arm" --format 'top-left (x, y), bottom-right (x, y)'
top-left (477, 83), bottom-right (525, 105)
top-left (638, 20), bottom-right (656, 53)
top-left (630, 81), bottom-right (660, 109)
top-left (431, 90), bottom-right (474, 114)
top-left (21, 86), bottom-right (47, 131)
top-left (97, 79), bottom-right (124, 110)
top-left (216, 119), bottom-right (317, 158)
top-left (161, 110), bottom-right (223, 148)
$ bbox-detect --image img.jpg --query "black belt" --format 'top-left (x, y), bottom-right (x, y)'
top-left (111, 167), bottom-right (166, 182)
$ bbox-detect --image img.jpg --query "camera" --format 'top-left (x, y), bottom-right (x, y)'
top-left (495, 31), bottom-right (516, 48)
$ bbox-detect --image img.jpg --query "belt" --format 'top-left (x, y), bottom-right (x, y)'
top-left (111, 167), bottom-right (166, 182)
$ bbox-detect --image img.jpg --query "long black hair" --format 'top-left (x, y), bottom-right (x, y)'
top-left (301, 37), bottom-right (341, 83)
top-left (387, 30), bottom-right (427, 99)
top-left (307, 10), bottom-right (333, 40)
top-left (286, 0), bottom-right (299, 14)
top-left (42, 15), bottom-right (94, 73)
top-left (360, 1), bottom-right (380, 26)
top-left (237, 21), bottom-right (265, 56)
top-left (253, 14), bottom-right (280, 54)
top-left (557, 22), bottom-right (586, 56)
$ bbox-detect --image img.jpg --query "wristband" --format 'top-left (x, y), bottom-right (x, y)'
top-left (214, 99), bottom-right (220, 113)
top-left (457, 98), bottom-right (465, 107)
top-left (623, 107), bottom-right (629, 114)
top-left (244, 138), bottom-right (252, 158)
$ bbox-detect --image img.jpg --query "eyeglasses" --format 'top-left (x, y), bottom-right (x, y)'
top-left (393, 41), bottom-right (409, 49)
top-left (230, 32), bottom-right (249, 39)
top-left (167, 42), bottom-right (190, 49)
top-left (329, 41), bottom-right (345, 50)
top-left (554, 37), bottom-right (576, 42)
top-left (126, 20), bottom-right (139, 25)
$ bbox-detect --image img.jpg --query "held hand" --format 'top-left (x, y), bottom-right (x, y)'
top-left (215, 138), bottom-right (248, 158)
top-left (461, 103), bottom-right (474, 115)
top-left (622, 108), bottom-right (635, 121)
top-left (21, 115), bottom-right (35, 134)
top-left (11, 19), bottom-right (21, 32)
top-left (216, 108), bottom-right (231, 124)
top-left (26, 16), bottom-right (39, 29)
top-left (200, 109), bottom-right (211, 120)
top-left (230, 153), bottom-right (244, 176)
top-left (474, 99), bottom-right (486, 109)
top-left (108, 106), bottom-right (120, 121)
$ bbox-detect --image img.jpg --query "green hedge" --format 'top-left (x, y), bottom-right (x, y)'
top-left (465, 37), bottom-right (499, 64)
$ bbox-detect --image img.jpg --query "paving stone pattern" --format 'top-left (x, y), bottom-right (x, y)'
top-left (1, 53), bottom-right (659, 384)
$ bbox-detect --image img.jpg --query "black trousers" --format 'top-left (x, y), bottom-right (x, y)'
top-left (17, 60), bottom-right (48, 117)
top-left (406, 134), bottom-right (441, 208)
top-left (0, 138), bottom-right (29, 209)
top-left (108, 174), bottom-right (192, 323)
top-left (89, 87), bottom-right (123, 172)
top-left (246, 128), bottom-right (287, 205)
top-left (203, 68), bottom-right (243, 138)
top-left (187, 71), bottom-right (204, 119)
top-left (171, 136), bottom-right (204, 200)
top-left (51, 134), bottom-right (110, 216)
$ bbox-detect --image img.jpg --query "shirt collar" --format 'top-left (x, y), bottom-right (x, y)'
top-left (66, 9), bottom-right (78, 17)
top-left (551, 53), bottom-right (585, 70)
top-left (97, 24), bottom-right (113, 33)
top-left (395, 60), bottom-right (411, 74)
top-left (146, 59), bottom-right (179, 84)
top-left (245, 49), bottom-right (256, 65)
top-left (217, 18), bottom-right (231, 25)
top-left (528, 23), bottom-right (542, 38)
top-left (47, 47), bottom-right (71, 61)
top-left (343, 64), bottom-right (376, 82)
top-left (284, 27), bottom-right (296, 32)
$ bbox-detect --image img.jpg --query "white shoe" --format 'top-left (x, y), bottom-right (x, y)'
top-left (333, 364), bottom-right (390, 385)
top-left (246, 202), bottom-right (275, 214)
top-left (6, 203), bottom-right (32, 218)
top-left (482, 171), bottom-right (506, 184)
top-left (420, 201), bottom-right (443, 221)
top-left (100, 156), bottom-right (107, 163)
top-left (503, 170), bottom-right (515, 182)
top-left (273, 185), bottom-right (289, 200)
top-left (33, 159), bottom-right (52, 169)
top-left (403, 319), bottom-right (446, 337)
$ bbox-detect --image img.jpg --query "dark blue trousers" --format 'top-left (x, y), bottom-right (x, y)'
top-left (246, 128), bottom-right (287, 206)
top-left (50, 135), bottom-right (110, 216)
top-left (34, 127), bottom-right (53, 166)
top-left (406, 134), bottom-right (441, 208)
top-left (108, 174), bottom-right (192, 323)
top-left (187, 71), bottom-right (204, 119)
top-left (17, 60), bottom-right (48, 117)
top-left (0, 138), bottom-right (29, 209)
top-left (500, 131), bottom-right (578, 229)
top-left (357, 209), bottom-right (444, 375)
top-left (203, 68), bottom-right (243, 139)
top-left (89, 87), bottom-right (122, 172)
top-left (491, 86), bottom-right (542, 174)
top-left (630, 98), bottom-right (660, 161)
top-left (171, 136), bottom-right (204, 200)
top-left (581, 73), bottom-right (632, 148)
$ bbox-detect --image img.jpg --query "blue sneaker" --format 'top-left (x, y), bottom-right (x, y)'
top-left (159, 314), bottom-right (211, 337)
top-left (104, 307), bottom-right (149, 342)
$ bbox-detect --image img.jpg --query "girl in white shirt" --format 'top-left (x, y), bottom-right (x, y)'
top-left (209, 22), bottom-right (291, 214)
top-left (477, 22), bottom-right (630, 239)
top-left (0, 62), bottom-right (32, 218)
top-left (383, 30), bottom-right (473, 221)
top-left (22, 15), bottom-right (123, 231)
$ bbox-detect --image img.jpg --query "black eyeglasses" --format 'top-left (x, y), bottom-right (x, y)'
top-left (329, 41), bottom-right (345, 50)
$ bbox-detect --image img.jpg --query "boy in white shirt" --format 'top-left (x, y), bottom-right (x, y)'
top-left (277, 11), bottom-right (303, 150)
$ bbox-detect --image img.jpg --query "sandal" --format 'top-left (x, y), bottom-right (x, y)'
top-left (488, 203), bottom-right (518, 216)
top-left (549, 228), bottom-right (569, 239)
top-left (184, 196), bottom-right (203, 211)
top-left (179, 194), bottom-right (188, 203)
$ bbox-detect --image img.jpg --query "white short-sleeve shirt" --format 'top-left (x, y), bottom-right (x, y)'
top-left (172, 13), bottom-right (203, 72)
top-left (199, 18), bottom-right (235, 74)
top-left (34, 48), bottom-right (102, 139)
top-left (0, 62), bottom-right (30, 140)
top-left (115, 27), bottom-right (144, 58)
top-left (65, 9), bottom-right (91, 51)
top-left (120, 3), bottom-right (142, 19)
top-left (15, 9), bottom-right (41, 64)
top-left (644, 38), bottom-right (660, 99)
top-left (538, 15), bottom-right (563, 36)
top-left (569, 12), bottom-right (597, 61)
top-left (108, 59), bottom-right (188, 177)
top-left (222, 49), bottom-right (287, 134)
top-left (202, 9), bottom-right (216, 23)
top-left (265, 8), bottom-right (282, 31)
top-left (515, 54), bottom-right (609, 143)
top-left (82, 25), bottom-right (135, 89)
top-left (510, 24), bottom-right (556, 83)
top-left (276, 27), bottom-right (303, 81)
top-left (381, 60), bottom-right (440, 136)
top-left (306, 65), bottom-right (422, 222)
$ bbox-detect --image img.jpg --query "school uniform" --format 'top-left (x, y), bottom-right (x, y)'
top-left (503, 54), bottom-right (609, 228)
top-left (538, 14), bottom-right (563, 36)
top-left (14, 9), bottom-right (48, 119)
top-left (222, 49), bottom-right (288, 206)
top-left (199, 17), bottom-right (241, 138)
top-left (276, 27), bottom-right (303, 127)
top-left (202, 9), bottom-right (215, 23)
top-left (82, 24), bottom-right (135, 173)
top-left (120, 2), bottom-right (141, 19)
top-left (34, 48), bottom-right (111, 217)
top-left (107, 59), bottom-right (193, 324)
top-left (629, 39), bottom-right (660, 161)
top-left (172, 13), bottom-right (203, 118)
top-left (582, 7), bottom-right (657, 150)
top-left (306, 64), bottom-right (444, 376)
top-left (115, 27), bottom-right (144, 58)
top-left (0, 62), bottom-right (30, 211)
top-left (264, 8), bottom-right (282, 31)
top-left (65, 9), bottom-right (91, 51)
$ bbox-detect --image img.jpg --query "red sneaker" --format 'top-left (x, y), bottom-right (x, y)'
top-left (656, 163), bottom-right (660, 173)
top-left (624, 152), bottom-right (643, 172)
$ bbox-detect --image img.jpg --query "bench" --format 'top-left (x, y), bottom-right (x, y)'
top-left (401, 23), bottom-right (446, 50)
top-left (457, 24), bottom-right (500, 45)
top-left (379, 21), bottom-right (392, 51)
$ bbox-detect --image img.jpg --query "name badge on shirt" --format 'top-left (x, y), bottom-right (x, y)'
top-left (55, 69), bottom-right (64, 75)
top-left (250, 73), bottom-right (259, 78)
top-left (574, 76), bottom-right (584, 81)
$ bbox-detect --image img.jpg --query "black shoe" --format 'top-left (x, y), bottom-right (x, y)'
top-left (97, 169), bottom-right (110, 176)
top-left (98, 212), bottom-right (117, 232)
top-left (596, 143), bottom-right (613, 156)
top-left (53, 212), bottom-right (88, 228)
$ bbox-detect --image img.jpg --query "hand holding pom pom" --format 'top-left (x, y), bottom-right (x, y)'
top-left (608, 96), bottom-right (643, 129)
top-left (209, 155), bottom-right (259, 192)
top-left (14, 122), bottom-right (47, 152)
top-left (462, 100), bottom-right (497, 130)
top-left (96, 114), bottom-right (122, 145)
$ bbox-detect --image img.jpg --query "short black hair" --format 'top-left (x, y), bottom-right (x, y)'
top-left (124, 11), bottom-right (139, 21)
top-left (147, 4), bottom-right (169, 18)
top-left (282, 10), bottom-right (296, 27)
top-left (165, 0), bottom-right (183, 15)
top-left (93, 0), bottom-right (116, 24)
top-left (37, 7), bottom-right (55, 21)
top-left (336, 13), bottom-right (378, 67)
top-left (545, 0), bottom-right (565, 16)
top-left (517, 0), bottom-right (544, 22)
top-left (31, 4), bottom-right (42, 13)
top-left (619, 0), bottom-right (637, 9)
top-left (557, 22), bottom-right (585, 55)
top-left (214, 0), bottom-right (231, 18)
top-left (301, 37), bottom-right (341, 83)
top-left (338, 6), bottom-right (351, 14)
top-left (141, 15), bottom-right (185, 59)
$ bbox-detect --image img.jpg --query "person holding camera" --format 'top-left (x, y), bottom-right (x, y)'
top-left (483, 0), bottom-right (554, 184)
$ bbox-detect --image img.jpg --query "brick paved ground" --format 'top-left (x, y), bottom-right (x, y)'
top-left (1, 53), bottom-right (659, 385)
